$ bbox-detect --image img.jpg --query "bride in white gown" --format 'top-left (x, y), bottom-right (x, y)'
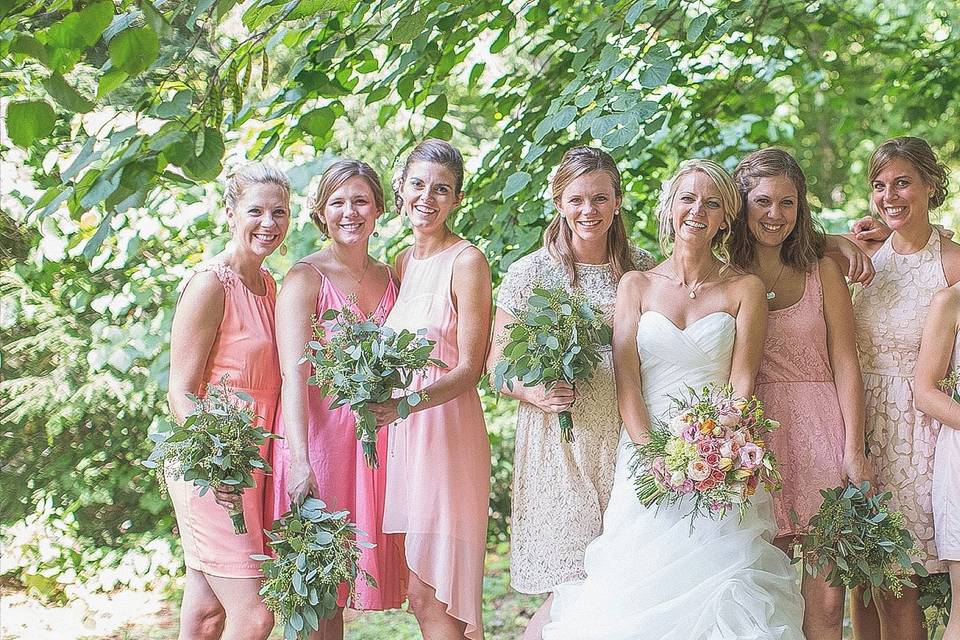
top-left (543, 160), bottom-right (805, 640)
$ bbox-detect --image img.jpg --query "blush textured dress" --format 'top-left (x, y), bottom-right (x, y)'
top-left (167, 261), bottom-right (281, 577)
top-left (383, 240), bottom-right (491, 640)
top-left (495, 245), bottom-right (655, 593)
top-left (270, 262), bottom-right (407, 609)
top-left (853, 229), bottom-right (947, 573)
top-left (756, 263), bottom-right (846, 536)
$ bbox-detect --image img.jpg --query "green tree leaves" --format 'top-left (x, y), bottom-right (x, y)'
top-left (5, 100), bottom-right (56, 147)
top-left (107, 27), bottom-right (160, 76)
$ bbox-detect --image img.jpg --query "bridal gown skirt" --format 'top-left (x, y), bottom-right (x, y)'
top-left (543, 431), bottom-right (806, 640)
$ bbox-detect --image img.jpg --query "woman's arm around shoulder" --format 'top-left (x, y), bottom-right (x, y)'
top-left (613, 270), bottom-right (654, 444)
top-left (729, 272), bottom-right (766, 398)
top-left (168, 271), bottom-right (225, 423)
top-left (915, 287), bottom-right (960, 430)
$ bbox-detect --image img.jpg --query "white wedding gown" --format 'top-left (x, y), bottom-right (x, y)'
top-left (543, 311), bottom-right (806, 640)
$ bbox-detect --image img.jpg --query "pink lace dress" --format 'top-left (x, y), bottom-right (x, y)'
top-left (270, 262), bottom-right (408, 610)
top-left (383, 240), bottom-right (490, 640)
top-left (167, 261), bottom-right (280, 577)
top-left (853, 229), bottom-right (947, 573)
top-left (756, 263), bottom-right (845, 536)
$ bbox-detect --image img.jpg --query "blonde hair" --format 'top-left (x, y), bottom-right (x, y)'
top-left (224, 163), bottom-right (290, 210)
top-left (868, 136), bottom-right (949, 212)
top-left (308, 159), bottom-right (385, 236)
top-left (543, 146), bottom-right (635, 287)
top-left (657, 159), bottom-right (739, 268)
top-left (731, 148), bottom-right (825, 272)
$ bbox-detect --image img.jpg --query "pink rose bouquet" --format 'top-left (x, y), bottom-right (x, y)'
top-left (631, 383), bottom-right (781, 525)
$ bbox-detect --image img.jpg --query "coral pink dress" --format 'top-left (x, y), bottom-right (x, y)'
top-left (383, 240), bottom-right (491, 640)
top-left (167, 261), bottom-right (280, 578)
top-left (756, 263), bottom-right (845, 536)
top-left (270, 262), bottom-right (407, 610)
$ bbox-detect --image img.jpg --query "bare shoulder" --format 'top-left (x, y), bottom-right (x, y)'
top-left (454, 244), bottom-right (490, 271)
top-left (726, 270), bottom-right (764, 298)
top-left (940, 236), bottom-right (960, 285)
top-left (180, 270), bottom-right (224, 306)
top-left (931, 284), bottom-right (960, 314)
top-left (278, 261), bottom-right (323, 301)
top-left (817, 256), bottom-right (846, 287)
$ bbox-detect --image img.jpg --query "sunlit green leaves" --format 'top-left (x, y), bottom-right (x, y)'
top-left (5, 100), bottom-right (56, 147)
top-left (108, 27), bottom-right (160, 76)
top-left (298, 107), bottom-right (336, 136)
top-left (43, 73), bottom-right (94, 113)
top-left (502, 171), bottom-right (531, 200)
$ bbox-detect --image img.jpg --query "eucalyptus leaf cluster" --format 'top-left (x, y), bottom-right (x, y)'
top-left (494, 285), bottom-right (611, 442)
top-left (303, 304), bottom-right (443, 468)
top-left (143, 375), bottom-right (275, 534)
top-left (254, 497), bottom-right (373, 640)
top-left (917, 572), bottom-right (952, 632)
top-left (796, 482), bottom-right (926, 606)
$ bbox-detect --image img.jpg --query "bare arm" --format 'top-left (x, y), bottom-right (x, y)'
top-left (275, 263), bottom-right (323, 503)
top-left (613, 272), bottom-right (653, 444)
top-left (823, 234), bottom-right (877, 286)
top-left (729, 275), bottom-right (767, 398)
top-left (486, 305), bottom-right (575, 413)
top-left (167, 272), bottom-right (223, 423)
top-left (915, 289), bottom-right (960, 430)
top-left (819, 258), bottom-right (873, 485)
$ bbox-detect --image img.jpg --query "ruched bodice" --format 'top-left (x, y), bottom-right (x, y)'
top-left (544, 308), bottom-right (804, 640)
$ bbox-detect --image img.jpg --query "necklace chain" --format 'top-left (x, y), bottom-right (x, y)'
top-left (765, 263), bottom-right (786, 301)
top-left (668, 262), bottom-right (718, 299)
top-left (347, 256), bottom-right (371, 284)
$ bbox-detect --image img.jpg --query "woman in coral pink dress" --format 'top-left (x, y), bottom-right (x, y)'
top-left (270, 159), bottom-right (407, 638)
top-left (730, 148), bottom-right (873, 640)
top-left (370, 139), bottom-right (493, 640)
top-left (167, 164), bottom-right (290, 640)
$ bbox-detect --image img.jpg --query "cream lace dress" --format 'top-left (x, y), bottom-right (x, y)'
top-left (852, 229), bottom-right (947, 574)
top-left (496, 245), bottom-right (655, 594)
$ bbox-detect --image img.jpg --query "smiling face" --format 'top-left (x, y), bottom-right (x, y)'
top-left (226, 182), bottom-right (290, 258)
top-left (670, 171), bottom-right (727, 248)
top-left (319, 176), bottom-right (381, 246)
top-left (871, 156), bottom-right (932, 232)
top-left (745, 175), bottom-right (798, 249)
top-left (556, 170), bottom-right (622, 250)
top-left (400, 161), bottom-right (463, 232)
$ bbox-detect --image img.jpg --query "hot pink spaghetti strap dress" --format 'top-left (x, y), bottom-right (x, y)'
top-left (270, 261), bottom-right (408, 609)
top-left (167, 261), bottom-right (280, 578)
top-left (383, 240), bottom-right (491, 640)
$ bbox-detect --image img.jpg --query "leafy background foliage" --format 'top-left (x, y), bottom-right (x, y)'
top-left (2, 0), bottom-right (960, 612)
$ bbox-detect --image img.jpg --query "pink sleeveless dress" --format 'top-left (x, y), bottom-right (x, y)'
top-left (167, 261), bottom-right (281, 578)
top-left (270, 262), bottom-right (407, 610)
top-left (756, 264), bottom-right (845, 536)
top-left (383, 240), bottom-right (491, 640)
top-left (853, 229), bottom-right (947, 573)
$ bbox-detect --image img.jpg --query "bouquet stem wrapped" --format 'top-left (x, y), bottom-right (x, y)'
top-left (144, 375), bottom-right (275, 535)
top-left (494, 285), bottom-right (610, 443)
top-left (304, 304), bottom-right (443, 468)
top-left (631, 383), bottom-right (781, 526)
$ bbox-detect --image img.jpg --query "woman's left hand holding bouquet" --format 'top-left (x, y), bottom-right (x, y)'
top-left (369, 397), bottom-right (401, 428)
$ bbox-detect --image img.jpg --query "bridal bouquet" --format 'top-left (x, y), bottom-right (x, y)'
top-left (939, 367), bottom-right (960, 401)
top-left (493, 285), bottom-right (611, 442)
top-left (796, 482), bottom-right (924, 606)
top-left (304, 304), bottom-right (443, 468)
top-left (254, 497), bottom-right (373, 640)
top-left (631, 383), bottom-right (781, 523)
top-left (143, 375), bottom-right (274, 534)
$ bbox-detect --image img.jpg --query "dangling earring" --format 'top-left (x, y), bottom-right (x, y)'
top-left (279, 243), bottom-right (288, 256)
top-left (614, 209), bottom-right (621, 216)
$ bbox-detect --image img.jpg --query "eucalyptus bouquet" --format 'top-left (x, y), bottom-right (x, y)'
top-left (144, 375), bottom-right (274, 534)
top-left (254, 497), bottom-right (373, 640)
top-left (631, 383), bottom-right (781, 525)
top-left (939, 367), bottom-right (960, 401)
top-left (918, 572), bottom-right (952, 632)
top-left (303, 305), bottom-right (443, 468)
top-left (493, 285), bottom-right (611, 442)
top-left (796, 482), bottom-right (926, 606)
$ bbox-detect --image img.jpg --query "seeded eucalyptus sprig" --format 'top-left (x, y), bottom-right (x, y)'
top-left (254, 497), bottom-right (373, 640)
top-left (303, 303), bottom-right (444, 468)
top-left (143, 375), bottom-right (275, 535)
top-left (795, 481), bottom-right (926, 606)
top-left (494, 285), bottom-right (611, 442)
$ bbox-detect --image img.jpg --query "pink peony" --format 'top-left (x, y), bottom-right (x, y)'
top-left (719, 441), bottom-right (735, 458)
top-left (681, 424), bottom-right (699, 442)
top-left (738, 443), bottom-right (763, 469)
top-left (687, 459), bottom-right (711, 482)
top-left (717, 407), bottom-right (741, 428)
top-left (679, 479), bottom-right (695, 494)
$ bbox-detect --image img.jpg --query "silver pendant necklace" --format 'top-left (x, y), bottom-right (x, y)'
top-left (765, 263), bottom-right (786, 301)
top-left (669, 263), bottom-right (718, 299)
